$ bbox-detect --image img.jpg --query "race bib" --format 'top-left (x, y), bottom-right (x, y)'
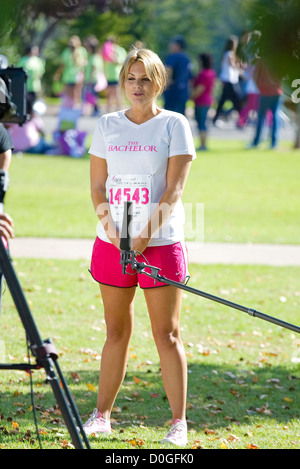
top-left (107, 174), bottom-right (151, 237)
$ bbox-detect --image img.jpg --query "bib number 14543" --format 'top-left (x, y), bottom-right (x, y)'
top-left (107, 174), bottom-right (152, 235)
top-left (109, 186), bottom-right (149, 205)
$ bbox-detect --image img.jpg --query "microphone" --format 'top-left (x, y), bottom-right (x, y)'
top-left (120, 201), bottom-right (133, 274)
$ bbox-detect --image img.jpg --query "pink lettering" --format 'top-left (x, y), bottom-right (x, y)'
top-left (108, 144), bottom-right (158, 152)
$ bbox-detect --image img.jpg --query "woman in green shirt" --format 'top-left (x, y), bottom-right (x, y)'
top-left (55, 36), bottom-right (88, 108)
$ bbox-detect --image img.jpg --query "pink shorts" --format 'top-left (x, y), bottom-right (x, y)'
top-left (90, 237), bottom-right (189, 289)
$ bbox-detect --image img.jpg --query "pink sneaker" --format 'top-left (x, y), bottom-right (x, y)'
top-left (83, 408), bottom-right (111, 436)
top-left (161, 419), bottom-right (188, 446)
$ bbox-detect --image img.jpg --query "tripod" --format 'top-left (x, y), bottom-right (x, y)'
top-left (120, 202), bottom-right (300, 335)
top-left (0, 237), bottom-right (90, 449)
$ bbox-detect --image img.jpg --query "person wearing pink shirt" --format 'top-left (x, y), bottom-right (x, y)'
top-left (7, 102), bottom-right (53, 154)
top-left (192, 53), bottom-right (216, 150)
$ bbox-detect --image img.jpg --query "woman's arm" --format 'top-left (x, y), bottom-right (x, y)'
top-left (191, 84), bottom-right (205, 99)
top-left (132, 154), bottom-right (193, 253)
top-left (90, 154), bottom-right (121, 248)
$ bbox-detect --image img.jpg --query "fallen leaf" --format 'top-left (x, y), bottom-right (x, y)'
top-left (71, 372), bottom-right (81, 382)
top-left (204, 427), bottom-right (215, 435)
top-left (126, 438), bottom-right (145, 447)
top-left (220, 441), bottom-right (228, 449)
top-left (112, 406), bottom-right (122, 413)
top-left (86, 383), bottom-right (96, 392)
top-left (59, 439), bottom-right (75, 449)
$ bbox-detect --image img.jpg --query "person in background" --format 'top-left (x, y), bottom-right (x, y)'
top-left (55, 36), bottom-right (88, 108)
top-left (247, 58), bottom-right (283, 149)
top-left (17, 45), bottom-right (45, 105)
top-left (192, 53), bottom-right (216, 150)
top-left (213, 36), bottom-right (242, 126)
top-left (236, 30), bottom-right (261, 128)
top-left (236, 64), bottom-right (260, 128)
top-left (7, 101), bottom-right (54, 154)
top-left (163, 36), bottom-right (192, 115)
top-left (102, 36), bottom-right (127, 112)
top-left (83, 35), bottom-right (104, 116)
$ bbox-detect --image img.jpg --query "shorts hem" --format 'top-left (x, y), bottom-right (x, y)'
top-left (89, 269), bottom-right (138, 288)
top-left (89, 269), bottom-right (170, 289)
top-left (139, 283), bottom-right (168, 289)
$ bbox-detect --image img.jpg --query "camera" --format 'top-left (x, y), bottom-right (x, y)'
top-left (0, 66), bottom-right (28, 125)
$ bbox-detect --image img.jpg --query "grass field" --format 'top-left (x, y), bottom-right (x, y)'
top-left (4, 139), bottom-right (300, 243)
top-left (0, 139), bottom-right (299, 450)
top-left (0, 259), bottom-right (299, 449)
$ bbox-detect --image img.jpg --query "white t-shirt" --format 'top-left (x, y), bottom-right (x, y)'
top-left (89, 109), bottom-right (196, 246)
top-left (219, 51), bottom-right (239, 84)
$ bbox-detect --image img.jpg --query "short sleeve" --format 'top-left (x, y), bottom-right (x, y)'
top-left (88, 119), bottom-right (106, 159)
top-left (169, 115), bottom-right (196, 160)
top-left (0, 126), bottom-right (14, 153)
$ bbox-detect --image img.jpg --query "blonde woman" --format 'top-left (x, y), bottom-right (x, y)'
top-left (83, 48), bottom-right (196, 446)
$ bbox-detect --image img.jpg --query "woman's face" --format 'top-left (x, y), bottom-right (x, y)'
top-left (124, 61), bottom-right (157, 107)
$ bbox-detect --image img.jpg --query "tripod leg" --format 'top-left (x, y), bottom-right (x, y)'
top-left (0, 238), bottom-right (90, 449)
top-left (41, 356), bottom-right (88, 449)
top-left (54, 359), bottom-right (90, 448)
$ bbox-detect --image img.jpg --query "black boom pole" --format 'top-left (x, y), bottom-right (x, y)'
top-left (120, 202), bottom-right (300, 336)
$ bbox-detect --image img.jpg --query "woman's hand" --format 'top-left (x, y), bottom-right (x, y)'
top-left (131, 234), bottom-right (150, 254)
top-left (0, 213), bottom-right (14, 241)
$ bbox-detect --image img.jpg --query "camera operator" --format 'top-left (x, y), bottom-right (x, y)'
top-left (0, 125), bottom-right (14, 242)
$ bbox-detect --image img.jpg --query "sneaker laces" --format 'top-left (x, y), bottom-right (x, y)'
top-left (166, 420), bottom-right (187, 438)
top-left (84, 409), bottom-right (107, 427)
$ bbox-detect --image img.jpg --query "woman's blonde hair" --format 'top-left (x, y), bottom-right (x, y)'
top-left (119, 48), bottom-right (167, 99)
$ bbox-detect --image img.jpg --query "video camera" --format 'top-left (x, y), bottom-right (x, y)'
top-left (0, 64), bottom-right (28, 126)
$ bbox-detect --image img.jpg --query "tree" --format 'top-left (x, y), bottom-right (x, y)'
top-left (0, 0), bottom-right (136, 57)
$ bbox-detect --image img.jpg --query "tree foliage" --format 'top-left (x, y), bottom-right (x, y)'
top-left (249, 0), bottom-right (300, 81)
top-left (4, 0), bottom-right (299, 91)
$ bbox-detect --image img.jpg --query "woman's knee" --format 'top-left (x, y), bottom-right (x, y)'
top-left (153, 328), bottom-right (181, 350)
top-left (105, 320), bottom-right (133, 343)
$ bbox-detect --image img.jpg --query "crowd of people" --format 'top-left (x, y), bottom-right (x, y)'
top-left (1, 31), bottom-right (286, 157)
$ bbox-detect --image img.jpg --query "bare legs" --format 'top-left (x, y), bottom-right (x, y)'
top-left (144, 285), bottom-right (187, 422)
top-left (96, 284), bottom-right (135, 420)
top-left (96, 284), bottom-right (187, 423)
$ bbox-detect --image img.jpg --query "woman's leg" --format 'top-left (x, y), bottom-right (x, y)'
top-left (144, 285), bottom-right (187, 422)
top-left (96, 284), bottom-right (136, 420)
top-left (213, 82), bottom-right (227, 122)
top-left (252, 96), bottom-right (268, 146)
top-left (269, 95), bottom-right (281, 148)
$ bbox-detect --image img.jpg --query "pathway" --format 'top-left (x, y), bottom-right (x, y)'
top-left (8, 237), bottom-right (300, 266)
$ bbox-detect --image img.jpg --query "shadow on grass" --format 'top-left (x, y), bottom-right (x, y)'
top-left (68, 361), bottom-right (299, 430)
top-left (0, 359), bottom-right (299, 448)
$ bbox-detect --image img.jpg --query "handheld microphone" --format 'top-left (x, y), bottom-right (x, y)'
top-left (120, 201), bottom-right (133, 274)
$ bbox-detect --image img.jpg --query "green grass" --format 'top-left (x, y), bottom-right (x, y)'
top-left (0, 259), bottom-right (299, 449)
top-left (4, 139), bottom-right (300, 243)
top-left (184, 139), bottom-right (300, 244)
top-left (1, 138), bottom-right (299, 449)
